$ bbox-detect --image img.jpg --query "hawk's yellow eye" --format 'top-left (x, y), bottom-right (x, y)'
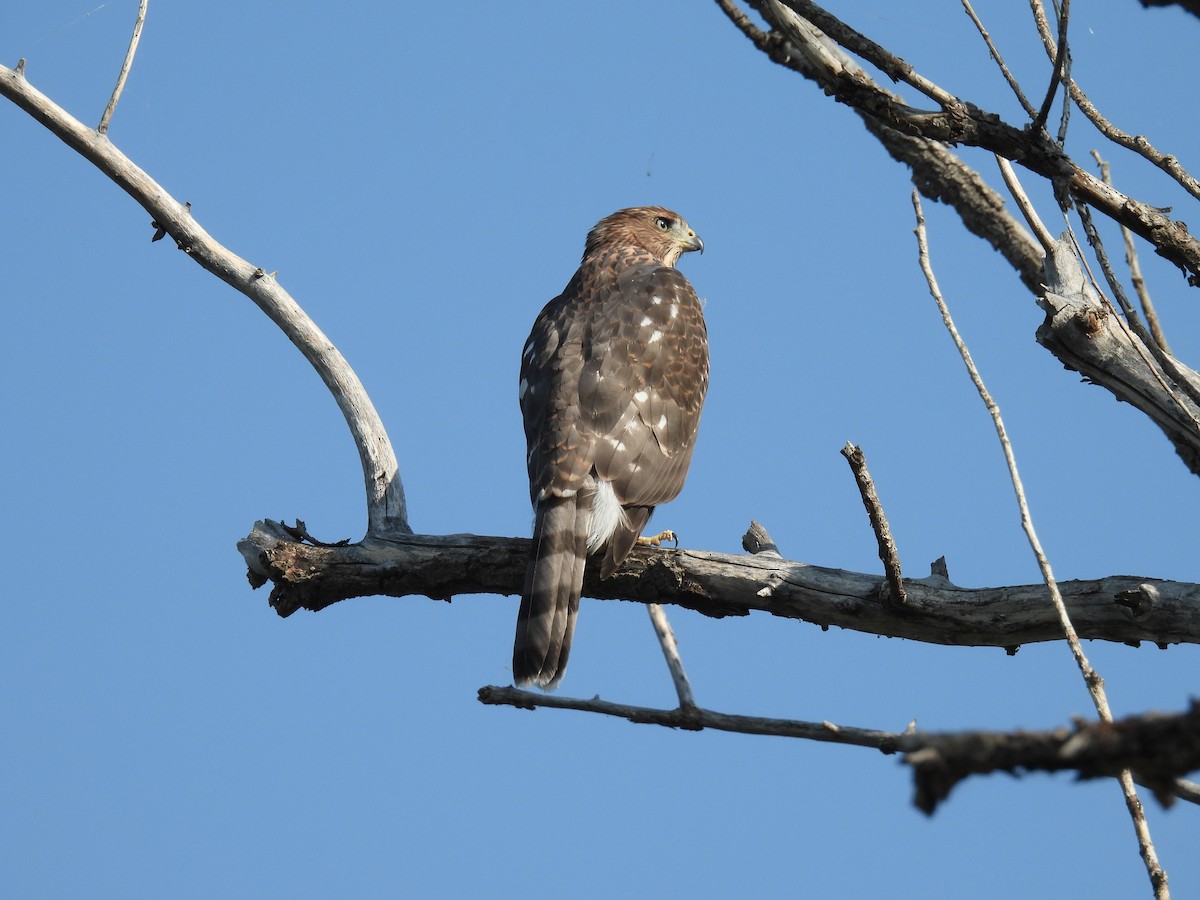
top-left (655, 216), bottom-right (672, 231)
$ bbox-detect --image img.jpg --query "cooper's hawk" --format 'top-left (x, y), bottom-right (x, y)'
top-left (514, 206), bottom-right (709, 689)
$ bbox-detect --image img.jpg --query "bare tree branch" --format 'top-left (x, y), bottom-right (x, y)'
top-left (1092, 151), bottom-right (1172, 353)
top-left (0, 62), bottom-right (410, 537)
top-left (732, 0), bottom-right (1200, 285)
top-left (723, 0), bottom-right (1046, 294)
top-left (238, 520), bottom-right (1200, 648)
top-left (1138, 0), bottom-right (1200, 16)
top-left (1039, 236), bottom-right (1200, 474)
top-left (915, 193), bottom-right (1167, 897)
top-left (477, 687), bottom-right (1200, 814)
top-left (646, 604), bottom-right (698, 710)
top-left (1030, 4), bottom-right (1200, 202)
top-left (840, 442), bottom-right (906, 607)
top-left (1032, 0), bottom-right (1071, 133)
top-left (904, 701), bottom-right (1200, 815)
top-left (98, 0), bottom-right (148, 134)
top-left (961, 0), bottom-right (1038, 119)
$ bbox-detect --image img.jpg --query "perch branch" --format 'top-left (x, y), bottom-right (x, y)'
top-left (98, 0), bottom-right (148, 134)
top-left (0, 63), bottom-right (409, 537)
top-left (237, 520), bottom-right (1200, 647)
top-left (914, 193), bottom-right (1166, 899)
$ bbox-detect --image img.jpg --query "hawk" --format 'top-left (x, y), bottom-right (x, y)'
top-left (514, 206), bottom-right (709, 689)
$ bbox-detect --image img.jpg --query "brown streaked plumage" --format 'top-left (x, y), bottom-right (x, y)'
top-left (514, 206), bottom-right (709, 689)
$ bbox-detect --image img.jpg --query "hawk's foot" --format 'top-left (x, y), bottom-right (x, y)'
top-left (638, 529), bottom-right (678, 549)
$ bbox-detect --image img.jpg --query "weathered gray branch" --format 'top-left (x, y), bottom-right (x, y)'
top-left (97, 0), bottom-right (148, 134)
top-left (905, 700), bottom-right (1200, 815)
top-left (723, 0), bottom-right (1048, 293)
top-left (239, 519), bottom-right (1200, 648)
top-left (1040, 238), bottom-right (1200, 474)
top-left (737, 0), bottom-right (1200, 285)
top-left (0, 62), bottom-right (409, 537)
top-left (478, 686), bottom-right (1200, 813)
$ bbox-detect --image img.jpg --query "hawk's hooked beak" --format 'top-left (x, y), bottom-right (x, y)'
top-left (682, 230), bottom-right (704, 255)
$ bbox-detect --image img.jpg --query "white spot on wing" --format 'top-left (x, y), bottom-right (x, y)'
top-left (518, 378), bottom-right (529, 400)
top-left (640, 315), bottom-right (653, 326)
top-left (649, 330), bottom-right (663, 343)
top-left (657, 414), bottom-right (668, 430)
top-left (669, 304), bottom-right (678, 319)
top-left (633, 390), bottom-right (649, 403)
top-left (651, 295), bottom-right (663, 305)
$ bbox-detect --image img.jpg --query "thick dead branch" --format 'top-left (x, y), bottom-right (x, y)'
top-left (239, 519), bottom-right (1200, 647)
top-left (905, 701), bottom-right (1200, 814)
top-left (731, 0), bottom-right (1200, 285)
top-left (722, 0), bottom-right (1046, 293)
top-left (1138, 0), bottom-right (1200, 16)
top-left (1039, 238), bottom-right (1200, 474)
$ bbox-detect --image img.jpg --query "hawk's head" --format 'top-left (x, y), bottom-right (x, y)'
top-left (583, 206), bottom-right (703, 267)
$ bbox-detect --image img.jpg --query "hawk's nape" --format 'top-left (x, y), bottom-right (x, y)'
top-left (513, 206), bottom-right (709, 690)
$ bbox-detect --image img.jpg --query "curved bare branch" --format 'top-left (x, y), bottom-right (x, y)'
top-left (0, 63), bottom-right (409, 537)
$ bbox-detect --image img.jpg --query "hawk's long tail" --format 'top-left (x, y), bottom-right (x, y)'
top-left (513, 495), bottom-right (588, 689)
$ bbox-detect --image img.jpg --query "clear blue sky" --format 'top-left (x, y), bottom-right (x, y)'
top-left (2, 2), bottom-right (1197, 897)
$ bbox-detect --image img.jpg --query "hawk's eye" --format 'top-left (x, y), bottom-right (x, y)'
top-left (655, 216), bottom-right (672, 231)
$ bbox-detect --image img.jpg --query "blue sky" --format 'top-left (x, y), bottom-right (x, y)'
top-left (2, 2), bottom-right (1197, 897)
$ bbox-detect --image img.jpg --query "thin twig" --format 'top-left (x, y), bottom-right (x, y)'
top-left (1032, 0), bottom-right (1070, 133)
top-left (714, 0), bottom-right (769, 47)
top-left (1029, 0), bottom-right (1200, 202)
top-left (961, 0), bottom-right (1037, 118)
top-left (995, 157), bottom-right (1055, 253)
top-left (840, 442), bottom-right (906, 606)
top-left (1090, 150), bottom-right (1171, 354)
top-left (646, 604), bottom-right (697, 710)
top-left (912, 190), bottom-right (1168, 900)
top-left (98, 0), bottom-right (148, 134)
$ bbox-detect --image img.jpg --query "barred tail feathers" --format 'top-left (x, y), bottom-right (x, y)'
top-left (513, 494), bottom-right (589, 689)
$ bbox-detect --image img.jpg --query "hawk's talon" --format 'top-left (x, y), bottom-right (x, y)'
top-left (638, 529), bottom-right (679, 549)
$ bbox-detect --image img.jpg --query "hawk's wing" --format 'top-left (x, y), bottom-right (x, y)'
top-left (520, 263), bottom-right (708, 507)
top-left (579, 264), bottom-right (708, 508)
